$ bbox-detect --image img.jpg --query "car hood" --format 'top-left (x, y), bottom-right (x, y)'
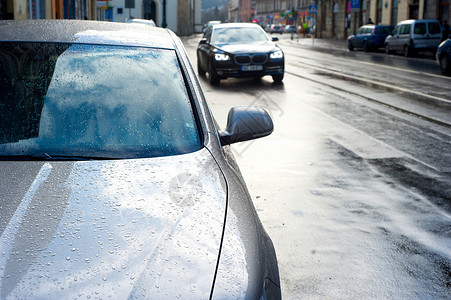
top-left (0, 148), bottom-right (226, 299)
top-left (214, 41), bottom-right (278, 54)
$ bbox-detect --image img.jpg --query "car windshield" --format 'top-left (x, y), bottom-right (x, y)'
top-left (0, 42), bottom-right (201, 159)
top-left (211, 27), bottom-right (269, 44)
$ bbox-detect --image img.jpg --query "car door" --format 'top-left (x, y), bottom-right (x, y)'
top-left (427, 21), bottom-right (443, 48)
top-left (353, 27), bottom-right (364, 47)
top-left (412, 21), bottom-right (427, 50)
top-left (397, 24), bottom-right (411, 50)
top-left (388, 25), bottom-right (400, 50)
top-left (197, 27), bottom-right (212, 71)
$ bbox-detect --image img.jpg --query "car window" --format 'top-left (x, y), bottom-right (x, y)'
top-left (0, 43), bottom-right (201, 159)
top-left (205, 27), bottom-right (212, 42)
top-left (393, 25), bottom-right (400, 35)
top-left (211, 27), bottom-right (269, 44)
top-left (400, 24), bottom-right (411, 35)
top-left (414, 23), bottom-right (427, 34)
top-left (376, 26), bottom-right (392, 34)
top-left (428, 22), bottom-right (441, 34)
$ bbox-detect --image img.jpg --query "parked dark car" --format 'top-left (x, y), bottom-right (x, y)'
top-left (270, 24), bottom-right (284, 34)
top-left (197, 23), bottom-right (285, 85)
top-left (283, 25), bottom-right (297, 33)
top-left (0, 20), bottom-right (281, 299)
top-left (436, 38), bottom-right (451, 75)
top-left (347, 24), bottom-right (394, 52)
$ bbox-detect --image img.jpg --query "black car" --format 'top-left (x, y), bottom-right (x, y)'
top-left (348, 24), bottom-right (394, 52)
top-left (436, 38), bottom-right (451, 75)
top-left (197, 23), bottom-right (285, 85)
top-left (0, 20), bottom-right (281, 299)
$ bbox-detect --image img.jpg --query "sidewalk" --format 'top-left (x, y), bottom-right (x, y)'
top-left (278, 34), bottom-right (348, 49)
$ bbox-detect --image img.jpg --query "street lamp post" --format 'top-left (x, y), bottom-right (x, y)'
top-left (162, 0), bottom-right (167, 28)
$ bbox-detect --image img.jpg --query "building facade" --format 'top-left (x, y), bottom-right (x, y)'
top-left (244, 0), bottom-right (449, 39)
top-left (0, 0), bottom-right (202, 35)
top-left (0, 0), bottom-right (96, 20)
top-left (239, 0), bottom-right (255, 21)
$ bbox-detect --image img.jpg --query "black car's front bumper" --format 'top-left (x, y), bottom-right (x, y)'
top-left (211, 57), bottom-right (284, 79)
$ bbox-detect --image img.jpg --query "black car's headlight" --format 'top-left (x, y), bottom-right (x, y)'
top-left (214, 53), bottom-right (231, 61)
top-left (270, 50), bottom-right (283, 59)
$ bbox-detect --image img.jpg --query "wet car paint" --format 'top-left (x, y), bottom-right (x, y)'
top-left (0, 20), bottom-right (281, 299)
top-left (0, 150), bottom-right (225, 298)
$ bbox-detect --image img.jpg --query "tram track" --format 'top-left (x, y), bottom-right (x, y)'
top-left (284, 58), bottom-right (451, 129)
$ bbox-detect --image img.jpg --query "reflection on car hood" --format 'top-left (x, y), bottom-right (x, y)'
top-left (214, 42), bottom-right (278, 54)
top-left (0, 148), bottom-right (226, 299)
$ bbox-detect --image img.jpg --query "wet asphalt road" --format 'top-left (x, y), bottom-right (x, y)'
top-left (182, 34), bottom-right (451, 299)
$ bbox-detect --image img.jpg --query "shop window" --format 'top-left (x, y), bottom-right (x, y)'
top-left (392, 0), bottom-right (398, 25)
top-left (376, 0), bottom-right (382, 24)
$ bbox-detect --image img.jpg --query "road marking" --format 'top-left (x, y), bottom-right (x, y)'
top-left (281, 44), bottom-right (451, 80)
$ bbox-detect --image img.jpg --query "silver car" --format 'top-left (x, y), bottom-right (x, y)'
top-left (0, 20), bottom-right (281, 299)
top-left (384, 19), bottom-right (442, 56)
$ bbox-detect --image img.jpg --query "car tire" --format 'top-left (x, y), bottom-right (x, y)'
top-left (348, 41), bottom-right (354, 51)
top-left (363, 42), bottom-right (369, 52)
top-left (385, 43), bottom-right (391, 54)
top-left (272, 73), bottom-right (284, 84)
top-left (403, 45), bottom-right (411, 57)
top-left (440, 54), bottom-right (451, 75)
top-left (197, 60), bottom-right (206, 77)
top-left (208, 63), bottom-right (220, 85)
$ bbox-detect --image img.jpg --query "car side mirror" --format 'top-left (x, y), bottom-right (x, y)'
top-left (199, 38), bottom-right (208, 44)
top-left (219, 106), bottom-right (274, 146)
top-left (272, 37), bottom-right (279, 42)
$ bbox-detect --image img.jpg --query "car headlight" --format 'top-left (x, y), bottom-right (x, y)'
top-left (270, 50), bottom-right (283, 59)
top-left (214, 53), bottom-right (230, 61)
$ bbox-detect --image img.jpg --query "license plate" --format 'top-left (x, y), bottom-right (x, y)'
top-left (242, 65), bottom-right (263, 71)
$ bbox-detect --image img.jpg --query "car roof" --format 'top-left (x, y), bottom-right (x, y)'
top-left (397, 19), bottom-right (440, 25)
top-left (213, 22), bottom-right (263, 29)
top-left (124, 18), bottom-right (156, 26)
top-left (0, 19), bottom-right (176, 49)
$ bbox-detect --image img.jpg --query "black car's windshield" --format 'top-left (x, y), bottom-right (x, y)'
top-left (0, 43), bottom-right (201, 159)
top-left (211, 27), bottom-right (269, 44)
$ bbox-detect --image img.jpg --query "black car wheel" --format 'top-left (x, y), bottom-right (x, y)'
top-left (272, 74), bottom-right (284, 84)
top-left (440, 54), bottom-right (451, 75)
top-left (348, 41), bottom-right (354, 51)
top-left (208, 63), bottom-right (220, 85)
top-left (197, 59), bottom-right (206, 77)
top-left (385, 43), bottom-right (391, 54)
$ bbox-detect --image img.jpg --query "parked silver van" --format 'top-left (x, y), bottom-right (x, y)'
top-left (384, 19), bottom-right (442, 57)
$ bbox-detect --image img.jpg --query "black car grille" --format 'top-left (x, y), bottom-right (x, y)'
top-left (234, 54), bottom-right (268, 65)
